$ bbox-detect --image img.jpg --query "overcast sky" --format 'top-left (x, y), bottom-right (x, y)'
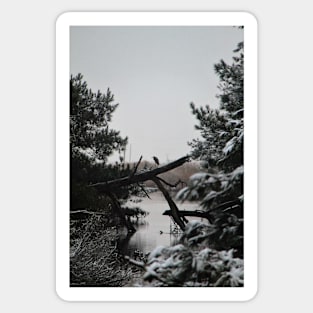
top-left (70, 26), bottom-right (243, 164)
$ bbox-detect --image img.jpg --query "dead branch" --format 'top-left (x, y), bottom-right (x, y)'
top-left (163, 209), bottom-right (210, 220)
top-left (136, 183), bottom-right (151, 199)
top-left (106, 191), bottom-right (136, 233)
top-left (131, 155), bottom-right (143, 177)
top-left (89, 155), bottom-right (190, 192)
top-left (152, 177), bottom-right (186, 231)
top-left (88, 156), bottom-right (190, 232)
top-left (162, 199), bottom-right (243, 224)
top-left (156, 176), bottom-right (186, 189)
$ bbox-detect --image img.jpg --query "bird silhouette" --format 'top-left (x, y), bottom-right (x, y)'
top-left (153, 156), bottom-right (160, 166)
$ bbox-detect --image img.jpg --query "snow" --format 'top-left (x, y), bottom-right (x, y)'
top-left (203, 190), bottom-right (218, 202)
top-left (223, 136), bottom-right (237, 155)
top-left (175, 187), bottom-right (189, 200)
top-left (231, 165), bottom-right (244, 178)
top-left (207, 176), bottom-right (217, 183)
top-left (189, 172), bottom-right (208, 181)
top-left (147, 245), bottom-right (167, 260)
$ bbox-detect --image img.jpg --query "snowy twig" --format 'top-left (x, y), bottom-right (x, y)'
top-left (124, 255), bottom-right (145, 268)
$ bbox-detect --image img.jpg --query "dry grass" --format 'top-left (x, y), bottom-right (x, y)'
top-left (70, 215), bottom-right (140, 287)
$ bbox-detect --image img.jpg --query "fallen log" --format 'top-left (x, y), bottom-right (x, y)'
top-left (88, 155), bottom-right (190, 232)
top-left (89, 155), bottom-right (190, 192)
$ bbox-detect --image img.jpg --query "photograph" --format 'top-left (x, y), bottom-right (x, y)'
top-left (56, 12), bottom-right (257, 301)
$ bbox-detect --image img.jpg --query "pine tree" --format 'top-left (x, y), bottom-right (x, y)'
top-left (70, 74), bottom-right (129, 211)
top-left (179, 41), bottom-right (244, 256)
top-left (134, 41), bottom-right (246, 287)
top-left (70, 73), bottom-right (127, 164)
top-left (189, 41), bottom-right (243, 171)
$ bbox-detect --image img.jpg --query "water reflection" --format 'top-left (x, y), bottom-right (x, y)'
top-left (119, 191), bottom-right (200, 258)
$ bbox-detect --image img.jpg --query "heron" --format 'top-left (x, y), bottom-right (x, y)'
top-left (153, 156), bottom-right (160, 166)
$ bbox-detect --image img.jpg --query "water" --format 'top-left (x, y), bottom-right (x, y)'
top-left (119, 191), bottom-right (201, 257)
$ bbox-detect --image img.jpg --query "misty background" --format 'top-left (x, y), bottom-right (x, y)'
top-left (70, 26), bottom-right (243, 163)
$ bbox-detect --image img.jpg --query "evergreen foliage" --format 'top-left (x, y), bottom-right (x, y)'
top-left (70, 73), bottom-right (128, 163)
top-left (181, 41), bottom-right (244, 257)
top-left (139, 221), bottom-right (243, 287)
top-left (70, 73), bottom-right (130, 211)
top-left (70, 39), bottom-right (246, 287)
top-left (69, 74), bottom-right (143, 286)
top-left (139, 41), bottom-right (245, 287)
top-left (188, 41), bottom-right (244, 171)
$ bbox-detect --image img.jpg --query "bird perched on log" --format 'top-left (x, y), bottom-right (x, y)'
top-left (153, 156), bottom-right (160, 166)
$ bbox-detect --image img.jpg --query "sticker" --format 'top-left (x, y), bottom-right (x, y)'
top-left (56, 11), bottom-right (258, 301)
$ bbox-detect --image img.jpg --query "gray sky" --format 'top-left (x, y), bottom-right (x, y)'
top-left (70, 26), bottom-right (243, 163)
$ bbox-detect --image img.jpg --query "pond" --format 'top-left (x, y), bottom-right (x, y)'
top-left (118, 191), bottom-right (202, 258)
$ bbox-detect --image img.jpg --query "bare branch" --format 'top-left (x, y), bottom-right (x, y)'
top-left (89, 155), bottom-right (190, 192)
top-left (87, 156), bottom-right (191, 232)
top-left (152, 177), bottom-right (186, 231)
top-left (137, 183), bottom-right (151, 199)
top-left (131, 155), bottom-right (143, 177)
top-left (156, 176), bottom-right (186, 188)
top-left (106, 191), bottom-right (136, 233)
